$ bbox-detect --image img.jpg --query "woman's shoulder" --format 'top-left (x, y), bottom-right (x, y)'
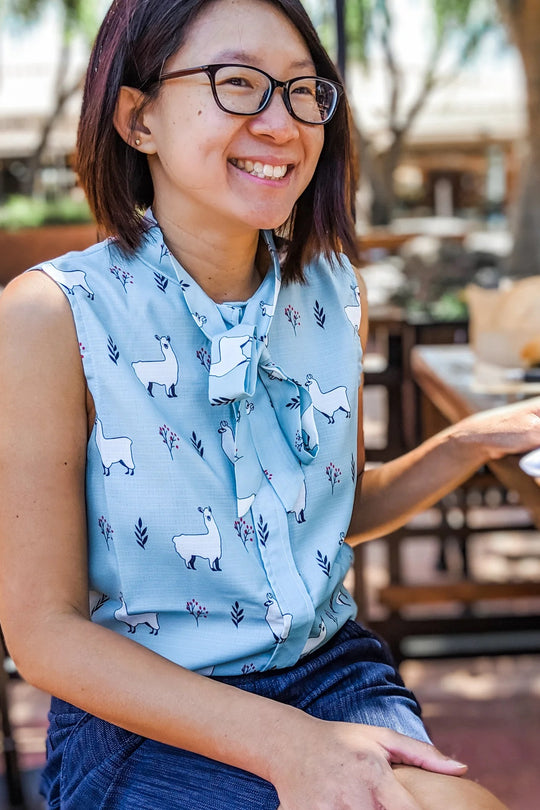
top-left (0, 270), bottom-right (82, 382)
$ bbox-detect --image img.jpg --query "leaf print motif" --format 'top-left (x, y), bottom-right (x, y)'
top-left (316, 550), bottom-right (331, 577)
top-left (241, 663), bottom-right (256, 674)
top-left (351, 453), bottom-right (356, 483)
top-left (90, 593), bottom-right (109, 617)
top-left (286, 396), bottom-right (300, 410)
top-left (107, 335), bottom-right (119, 365)
top-left (314, 300), bottom-right (326, 329)
top-left (134, 518), bottom-right (148, 549)
top-left (186, 599), bottom-right (208, 626)
top-left (179, 279), bottom-right (190, 291)
top-left (159, 243), bottom-right (171, 261)
top-left (284, 304), bottom-right (301, 334)
top-left (256, 514), bottom-right (269, 546)
top-left (191, 432), bottom-right (204, 458)
top-left (211, 396), bottom-right (237, 406)
top-left (154, 272), bottom-right (169, 293)
top-left (231, 601), bottom-right (245, 628)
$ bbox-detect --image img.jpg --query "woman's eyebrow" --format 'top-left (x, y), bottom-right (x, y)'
top-left (210, 49), bottom-right (315, 71)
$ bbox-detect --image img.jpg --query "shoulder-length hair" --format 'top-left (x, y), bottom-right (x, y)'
top-left (77, 0), bottom-right (360, 283)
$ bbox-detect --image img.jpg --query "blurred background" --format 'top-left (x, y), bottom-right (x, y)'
top-left (0, 1), bottom-right (539, 808)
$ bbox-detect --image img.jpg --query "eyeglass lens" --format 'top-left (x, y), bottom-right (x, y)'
top-left (213, 65), bottom-right (337, 123)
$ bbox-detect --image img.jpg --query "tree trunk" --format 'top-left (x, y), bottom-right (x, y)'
top-left (21, 21), bottom-right (83, 196)
top-left (497, 0), bottom-right (540, 277)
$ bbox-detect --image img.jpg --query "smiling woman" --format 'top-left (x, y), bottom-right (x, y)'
top-left (0, 0), bottom-right (532, 808)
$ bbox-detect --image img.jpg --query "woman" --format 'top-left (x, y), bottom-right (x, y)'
top-left (0, 1), bottom-right (536, 808)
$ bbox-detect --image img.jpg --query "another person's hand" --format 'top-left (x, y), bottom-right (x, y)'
top-left (273, 718), bottom-right (467, 810)
top-left (457, 396), bottom-right (540, 461)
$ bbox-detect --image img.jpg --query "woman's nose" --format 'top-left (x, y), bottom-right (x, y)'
top-left (248, 90), bottom-right (300, 142)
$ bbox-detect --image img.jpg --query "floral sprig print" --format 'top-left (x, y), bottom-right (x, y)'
top-left (234, 518), bottom-right (254, 550)
top-left (159, 424), bottom-right (180, 459)
top-left (231, 601), bottom-right (245, 628)
top-left (107, 335), bottom-right (119, 365)
top-left (186, 599), bottom-right (208, 626)
top-left (134, 518), bottom-right (148, 549)
top-left (98, 516), bottom-right (114, 550)
top-left (79, 342), bottom-right (85, 359)
top-left (257, 514), bottom-right (269, 547)
top-left (316, 550), bottom-right (331, 577)
top-left (263, 469), bottom-right (273, 481)
top-left (109, 265), bottom-right (134, 292)
top-left (314, 300), bottom-right (326, 329)
top-left (294, 430), bottom-right (303, 452)
top-left (159, 243), bottom-right (171, 262)
top-left (242, 663), bottom-right (256, 674)
top-left (325, 462), bottom-right (341, 494)
top-left (196, 347), bottom-right (211, 371)
top-left (284, 304), bottom-right (301, 334)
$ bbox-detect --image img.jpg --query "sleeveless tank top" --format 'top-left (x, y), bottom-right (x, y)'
top-left (36, 216), bottom-right (363, 676)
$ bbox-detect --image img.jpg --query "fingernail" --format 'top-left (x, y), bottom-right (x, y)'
top-left (449, 759), bottom-right (468, 768)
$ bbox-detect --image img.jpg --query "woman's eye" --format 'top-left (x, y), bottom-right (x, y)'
top-left (292, 84), bottom-right (316, 97)
top-left (222, 76), bottom-right (253, 89)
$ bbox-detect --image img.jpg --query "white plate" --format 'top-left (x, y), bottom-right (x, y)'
top-left (519, 447), bottom-right (540, 477)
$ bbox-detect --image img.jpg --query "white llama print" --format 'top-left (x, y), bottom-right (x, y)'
top-left (40, 261), bottom-right (94, 299)
top-left (264, 593), bottom-right (292, 644)
top-left (218, 421), bottom-right (242, 464)
top-left (300, 619), bottom-right (327, 656)
top-left (95, 418), bottom-right (135, 476)
top-left (132, 335), bottom-right (179, 398)
top-left (172, 506), bottom-right (223, 571)
top-left (344, 284), bottom-right (361, 331)
top-left (210, 335), bottom-right (252, 377)
top-left (114, 593), bottom-right (160, 635)
top-left (287, 479), bottom-right (306, 524)
top-left (305, 374), bottom-right (351, 423)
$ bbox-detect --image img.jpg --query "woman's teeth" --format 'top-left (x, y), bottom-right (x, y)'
top-left (230, 158), bottom-right (288, 179)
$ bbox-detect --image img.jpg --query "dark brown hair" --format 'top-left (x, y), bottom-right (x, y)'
top-left (77, 0), bottom-right (360, 282)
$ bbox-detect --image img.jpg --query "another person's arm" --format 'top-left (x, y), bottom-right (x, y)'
top-left (0, 271), bottom-right (466, 810)
top-left (348, 282), bottom-right (540, 544)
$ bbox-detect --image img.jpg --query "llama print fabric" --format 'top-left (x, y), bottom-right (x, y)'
top-left (34, 216), bottom-right (363, 676)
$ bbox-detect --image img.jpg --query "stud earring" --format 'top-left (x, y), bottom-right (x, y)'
top-left (135, 138), bottom-right (141, 146)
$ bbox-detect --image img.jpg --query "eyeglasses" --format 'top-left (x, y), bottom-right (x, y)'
top-left (158, 63), bottom-right (343, 125)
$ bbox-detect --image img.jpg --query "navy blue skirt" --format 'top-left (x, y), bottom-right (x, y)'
top-left (40, 620), bottom-right (430, 809)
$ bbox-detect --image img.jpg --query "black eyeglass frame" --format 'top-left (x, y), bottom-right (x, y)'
top-left (157, 63), bottom-right (344, 125)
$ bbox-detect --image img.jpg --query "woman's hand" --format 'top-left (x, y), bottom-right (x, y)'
top-left (273, 717), bottom-right (467, 810)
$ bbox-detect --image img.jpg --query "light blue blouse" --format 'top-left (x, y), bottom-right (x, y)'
top-left (36, 216), bottom-right (363, 676)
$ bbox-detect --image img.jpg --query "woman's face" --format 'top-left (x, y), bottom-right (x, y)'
top-left (142, 0), bottom-right (325, 237)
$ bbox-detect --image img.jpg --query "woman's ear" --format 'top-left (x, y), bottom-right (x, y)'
top-left (114, 86), bottom-right (156, 153)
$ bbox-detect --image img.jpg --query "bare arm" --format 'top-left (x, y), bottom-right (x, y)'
top-left (0, 272), bottom-right (467, 810)
top-left (348, 282), bottom-right (540, 544)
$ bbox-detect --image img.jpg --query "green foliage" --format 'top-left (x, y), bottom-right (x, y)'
top-left (5, 0), bottom-right (98, 42)
top-left (0, 194), bottom-right (93, 230)
top-left (345, 0), bottom-right (499, 68)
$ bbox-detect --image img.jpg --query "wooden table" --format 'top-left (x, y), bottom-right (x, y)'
top-left (411, 344), bottom-right (540, 527)
top-left (361, 343), bottom-right (540, 661)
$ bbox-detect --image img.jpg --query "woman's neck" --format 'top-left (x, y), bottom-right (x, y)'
top-left (154, 209), bottom-right (266, 303)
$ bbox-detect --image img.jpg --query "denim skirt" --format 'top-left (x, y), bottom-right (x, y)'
top-left (40, 620), bottom-right (430, 810)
